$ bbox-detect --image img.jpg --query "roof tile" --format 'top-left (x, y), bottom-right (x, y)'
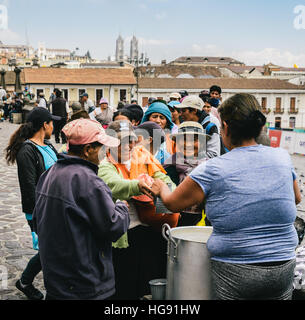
top-left (23, 68), bottom-right (136, 85)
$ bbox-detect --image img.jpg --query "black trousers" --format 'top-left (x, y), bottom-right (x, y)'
top-left (20, 220), bottom-right (42, 285)
top-left (53, 118), bottom-right (67, 143)
top-left (111, 225), bottom-right (167, 300)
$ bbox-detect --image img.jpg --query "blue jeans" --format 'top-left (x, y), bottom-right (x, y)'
top-left (211, 259), bottom-right (296, 300)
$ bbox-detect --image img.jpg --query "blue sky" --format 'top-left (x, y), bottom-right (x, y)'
top-left (1, 0), bottom-right (305, 67)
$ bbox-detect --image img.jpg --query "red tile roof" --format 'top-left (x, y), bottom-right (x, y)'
top-left (23, 68), bottom-right (136, 85)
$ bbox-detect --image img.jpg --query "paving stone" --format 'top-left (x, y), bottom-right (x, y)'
top-left (0, 233), bottom-right (17, 240)
top-left (4, 241), bottom-right (21, 250)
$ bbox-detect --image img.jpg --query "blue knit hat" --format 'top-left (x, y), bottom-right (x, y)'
top-left (167, 101), bottom-right (181, 109)
top-left (141, 102), bottom-right (174, 130)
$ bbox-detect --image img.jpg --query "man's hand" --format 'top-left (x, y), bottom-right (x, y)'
top-left (138, 178), bottom-right (154, 198)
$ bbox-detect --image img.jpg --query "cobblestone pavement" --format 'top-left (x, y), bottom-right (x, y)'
top-left (0, 120), bottom-right (304, 300)
top-left (0, 121), bottom-right (64, 300)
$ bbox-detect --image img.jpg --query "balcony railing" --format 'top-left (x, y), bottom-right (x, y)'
top-left (262, 108), bottom-right (271, 115)
top-left (273, 108), bottom-right (285, 114)
top-left (288, 108), bottom-right (299, 115)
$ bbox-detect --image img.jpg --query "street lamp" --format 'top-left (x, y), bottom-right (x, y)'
top-left (130, 54), bottom-right (150, 103)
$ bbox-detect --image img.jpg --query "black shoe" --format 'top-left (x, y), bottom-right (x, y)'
top-left (16, 280), bottom-right (44, 300)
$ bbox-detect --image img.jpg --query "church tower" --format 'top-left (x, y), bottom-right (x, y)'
top-left (115, 35), bottom-right (124, 62)
top-left (130, 35), bottom-right (139, 62)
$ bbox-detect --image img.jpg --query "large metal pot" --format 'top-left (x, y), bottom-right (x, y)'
top-left (162, 224), bottom-right (213, 300)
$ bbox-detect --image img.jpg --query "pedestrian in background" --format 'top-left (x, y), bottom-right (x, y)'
top-left (50, 89), bottom-right (69, 144)
top-left (80, 93), bottom-right (95, 114)
top-left (37, 92), bottom-right (47, 109)
top-left (5, 107), bottom-right (60, 300)
top-left (89, 98), bottom-right (113, 128)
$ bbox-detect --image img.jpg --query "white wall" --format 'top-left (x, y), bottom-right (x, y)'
top-left (138, 88), bottom-right (305, 129)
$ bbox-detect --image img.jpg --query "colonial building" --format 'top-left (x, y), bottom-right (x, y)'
top-left (219, 63), bottom-right (305, 81)
top-left (0, 42), bottom-right (34, 59)
top-left (23, 67), bottom-right (136, 107)
top-left (170, 56), bottom-right (245, 67)
top-left (138, 78), bottom-right (305, 130)
top-left (138, 64), bottom-right (221, 79)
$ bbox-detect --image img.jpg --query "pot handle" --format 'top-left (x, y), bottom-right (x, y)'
top-left (162, 224), bottom-right (177, 249)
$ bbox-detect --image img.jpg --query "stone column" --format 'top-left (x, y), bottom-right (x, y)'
top-left (14, 67), bottom-right (22, 93)
top-left (0, 69), bottom-right (6, 90)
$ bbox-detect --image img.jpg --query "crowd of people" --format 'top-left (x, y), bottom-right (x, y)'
top-left (4, 84), bottom-right (305, 301)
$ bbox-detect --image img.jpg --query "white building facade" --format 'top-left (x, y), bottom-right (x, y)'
top-left (138, 79), bottom-right (305, 130)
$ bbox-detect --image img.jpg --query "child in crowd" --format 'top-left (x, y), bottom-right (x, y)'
top-left (135, 121), bottom-right (166, 157)
top-left (167, 101), bottom-right (181, 133)
top-left (203, 98), bottom-right (221, 131)
top-left (124, 104), bottom-right (144, 126)
top-left (209, 85), bottom-right (222, 101)
top-left (113, 108), bottom-right (133, 122)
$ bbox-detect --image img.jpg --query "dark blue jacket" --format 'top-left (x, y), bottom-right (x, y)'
top-left (33, 154), bottom-right (129, 300)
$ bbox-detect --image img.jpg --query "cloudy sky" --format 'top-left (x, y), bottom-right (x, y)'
top-left (1, 0), bottom-right (305, 67)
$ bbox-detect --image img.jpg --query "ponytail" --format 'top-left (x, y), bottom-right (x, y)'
top-left (5, 122), bottom-right (37, 165)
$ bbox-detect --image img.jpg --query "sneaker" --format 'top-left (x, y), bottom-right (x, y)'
top-left (16, 279), bottom-right (44, 300)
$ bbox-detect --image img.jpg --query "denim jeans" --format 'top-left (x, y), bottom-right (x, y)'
top-left (211, 259), bottom-right (296, 300)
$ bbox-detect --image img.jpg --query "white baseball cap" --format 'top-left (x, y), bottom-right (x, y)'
top-left (175, 95), bottom-right (204, 111)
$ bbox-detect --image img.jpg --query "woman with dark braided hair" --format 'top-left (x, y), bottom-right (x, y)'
top-left (6, 107), bottom-right (60, 300)
top-left (150, 93), bottom-right (302, 300)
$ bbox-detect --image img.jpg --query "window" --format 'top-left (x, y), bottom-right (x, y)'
top-left (142, 97), bottom-right (148, 107)
top-left (79, 89), bottom-right (86, 99)
top-left (261, 97), bottom-right (267, 109)
top-left (62, 89), bottom-right (68, 101)
top-left (275, 117), bottom-right (281, 129)
top-left (96, 89), bottom-right (103, 105)
top-left (290, 97), bottom-right (296, 111)
top-left (289, 117), bottom-right (296, 129)
top-left (36, 89), bottom-right (44, 97)
top-left (120, 89), bottom-right (127, 102)
top-left (276, 97), bottom-right (281, 109)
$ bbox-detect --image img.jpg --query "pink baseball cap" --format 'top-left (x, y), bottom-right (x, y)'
top-left (99, 98), bottom-right (109, 105)
top-left (62, 119), bottom-right (120, 149)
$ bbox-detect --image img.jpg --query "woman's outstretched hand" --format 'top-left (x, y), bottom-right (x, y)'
top-left (150, 179), bottom-right (167, 198)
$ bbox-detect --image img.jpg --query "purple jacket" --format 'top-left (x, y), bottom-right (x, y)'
top-left (33, 154), bottom-right (129, 300)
